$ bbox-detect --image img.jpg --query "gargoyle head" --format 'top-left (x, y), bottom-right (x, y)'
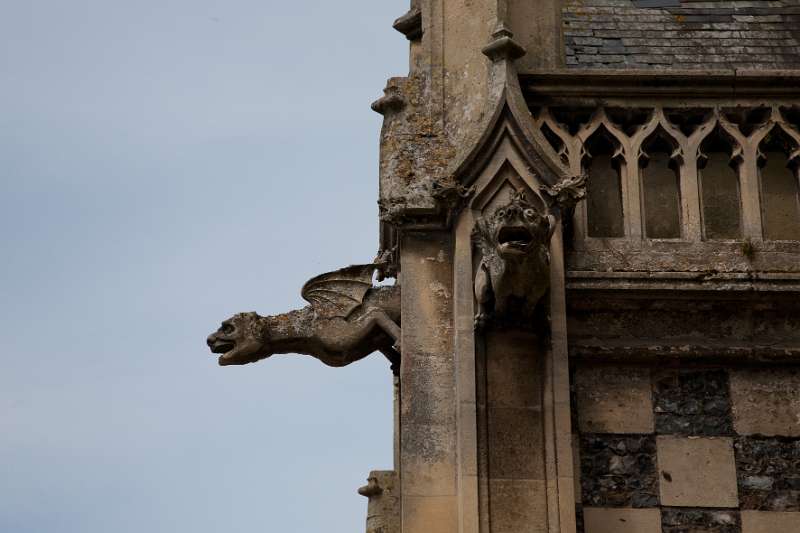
top-left (484, 192), bottom-right (555, 258)
top-left (206, 312), bottom-right (269, 366)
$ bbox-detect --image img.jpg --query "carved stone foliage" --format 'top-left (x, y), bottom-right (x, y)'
top-left (207, 264), bottom-right (401, 372)
top-left (533, 104), bottom-right (800, 246)
top-left (472, 191), bottom-right (555, 329)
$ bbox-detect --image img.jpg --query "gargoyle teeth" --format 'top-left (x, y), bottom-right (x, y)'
top-left (497, 226), bottom-right (533, 246)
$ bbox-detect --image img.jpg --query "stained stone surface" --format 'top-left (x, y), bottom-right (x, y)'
top-left (735, 437), bottom-right (800, 512)
top-left (661, 508), bottom-right (741, 533)
top-left (657, 436), bottom-right (739, 508)
top-left (488, 479), bottom-right (548, 533)
top-left (730, 368), bottom-right (800, 437)
top-left (487, 406), bottom-right (544, 479)
top-left (583, 507), bottom-right (661, 533)
top-left (741, 511), bottom-right (800, 533)
top-left (575, 365), bottom-right (654, 434)
top-left (579, 434), bottom-right (659, 508)
top-left (653, 369), bottom-right (734, 437)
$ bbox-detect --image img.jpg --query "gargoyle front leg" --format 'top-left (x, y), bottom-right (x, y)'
top-left (365, 309), bottom-right (402, 353)
top-left (474, 261), bottom-right (492, 330)
top-left (317, 309), bottom-right (402, 356)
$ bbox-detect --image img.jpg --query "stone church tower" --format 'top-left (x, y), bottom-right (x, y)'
top-left (208, 1), bottom-right (800, 532)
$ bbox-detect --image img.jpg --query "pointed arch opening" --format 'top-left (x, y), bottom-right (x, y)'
top-left (583, 126), bottom-right (625, 238)
top-left (640, 128), bottom-right (682, 239)
top-left (758, 127), bottom-right (800, 241)
top-left (698, 127), bottom-right (743, 240)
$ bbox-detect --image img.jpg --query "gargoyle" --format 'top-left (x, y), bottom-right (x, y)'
top-left (207, 264), bottom-right (401, 372)
top-left (473, 191), bottom-right (556, 329)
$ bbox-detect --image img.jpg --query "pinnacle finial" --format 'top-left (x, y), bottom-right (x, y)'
top-left (481, 23), bottom-right (526, 62)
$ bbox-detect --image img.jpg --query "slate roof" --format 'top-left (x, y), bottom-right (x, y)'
top-left (563, 0), bottom-right (800, 69)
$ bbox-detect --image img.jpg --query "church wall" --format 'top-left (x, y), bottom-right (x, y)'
top-left (570, 361), bottom-right (800, 533)
top-left (370, 3), bottom-right (800, 532)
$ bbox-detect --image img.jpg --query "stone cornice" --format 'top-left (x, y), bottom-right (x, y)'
top-left (566, 271), bottom-right (800, 293)
top-left (521, 69), bottom-right (800, 99)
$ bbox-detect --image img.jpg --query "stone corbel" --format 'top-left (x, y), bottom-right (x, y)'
top-left (481, 23), bottom-right (526, 63)
top-left (392, 7), bottom-right (422, 41)
top-left (371, 83), bottom-right (405, 116)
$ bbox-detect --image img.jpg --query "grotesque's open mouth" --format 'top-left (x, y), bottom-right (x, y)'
top-left (209, 340), bottom-right (235, 355)
top-left (497, 226), bottom-right (533, 250)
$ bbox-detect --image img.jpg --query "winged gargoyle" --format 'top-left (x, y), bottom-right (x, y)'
top-left (473, 191), bottom-right (556, 329)
top-left (207, 264), bottom-right (401, 372)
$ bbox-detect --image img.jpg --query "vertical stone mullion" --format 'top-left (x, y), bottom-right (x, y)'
top-left (739, 144), bottom-right (764, 241)
top-left (681, 144), bottom-right (703, 242)
top-left (567, 135), bottom-right (588, 247)
top-left (624, 156), bottom-right (643, 241)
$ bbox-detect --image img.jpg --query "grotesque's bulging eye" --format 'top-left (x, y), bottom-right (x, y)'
top-left (221, 323), bottom-right (235, 334)
top-left (524, 208), bottom-right (536, 218)
top-left (497, 209), bottom-right (506, 219)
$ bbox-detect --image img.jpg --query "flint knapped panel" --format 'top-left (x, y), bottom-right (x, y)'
top-left (661, 508), bottom-right (741, 533)
top-left (735, 436), bottom-right (800, 512)
top-left (652, 369), bottom-right (734, 436)
top-left (579, 434), bottom-right (659, 508)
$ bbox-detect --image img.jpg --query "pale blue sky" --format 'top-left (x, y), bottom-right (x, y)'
top-left (0, 2), bottom-right (407, 532)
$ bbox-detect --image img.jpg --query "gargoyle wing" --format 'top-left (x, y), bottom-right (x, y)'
top-left (301, 264), bottom-right (377, 319)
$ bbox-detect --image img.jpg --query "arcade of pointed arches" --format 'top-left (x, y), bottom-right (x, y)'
top-left (532, 105), bottom-right (800, 246)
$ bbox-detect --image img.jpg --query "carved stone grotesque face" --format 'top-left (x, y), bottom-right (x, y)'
top-left (206, 312), bottom-right (268, 366)
top-left (487, 194), bottom-right (555, 258)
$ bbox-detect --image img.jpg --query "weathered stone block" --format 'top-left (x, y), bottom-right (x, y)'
top-left (575, 365), bottom-right (654, 434)
top-left (402, 495), bottom-right (458, 533)
top-left (741, 511), bottom-right (800, 533)
top-left (730, 368), bottom-right (800, 437)
top-left (657, 436), bottom-right (739, 508)
top-left (583, 507), bottom-right (661, 533)
top-left (489, 479), bottom-right (548, 533)
top-left (486, 330), bottom-right (542, 409)
top-left (488, 407), bottom-right (544, 479)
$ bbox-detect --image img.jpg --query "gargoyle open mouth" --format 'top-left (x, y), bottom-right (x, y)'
top-left (497, 226), bottom-right (534, 251)
top-left (209, 340), bottom-right (235, 355)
